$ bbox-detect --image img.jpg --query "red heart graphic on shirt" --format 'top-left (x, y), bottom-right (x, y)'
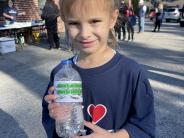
top-left (87, 104), bottom-right (107, 124)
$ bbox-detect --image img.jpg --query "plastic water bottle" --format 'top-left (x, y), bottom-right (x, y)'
top-left (54, 60), bottom-right (85, 138)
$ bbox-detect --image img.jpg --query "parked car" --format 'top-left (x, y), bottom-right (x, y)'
top-left (164, 7), bottom-right (181, 22)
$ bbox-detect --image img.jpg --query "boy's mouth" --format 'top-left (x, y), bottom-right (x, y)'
top-left (79, 40), bottom-right (96, 48)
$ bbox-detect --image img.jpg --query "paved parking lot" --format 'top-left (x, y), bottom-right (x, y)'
top-left (0, 20), bottom-right (184, 138)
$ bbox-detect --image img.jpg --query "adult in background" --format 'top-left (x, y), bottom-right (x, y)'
top-left (138, 0), bottom-right (147, 33)
top-left (119, 0), bottom-right (127, 14)
top-left (127, 7), bottom-right (136, 41)
top-left (41, 0), bottom-right (60, 50)
top-left (3, 0), bottom-right (25, 25)
top-left (153, 3), bottom-right (164, 32)
top-left (119, 0), bottom-right (128, 41)
top-left (114, 14), bottom-right (123, 40)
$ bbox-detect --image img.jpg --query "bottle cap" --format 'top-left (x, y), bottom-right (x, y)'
top-left (61, 60), bottom-right (72, 65)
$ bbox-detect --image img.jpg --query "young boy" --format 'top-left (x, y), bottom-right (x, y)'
top-left (42, 0), bottom-right (155, 137)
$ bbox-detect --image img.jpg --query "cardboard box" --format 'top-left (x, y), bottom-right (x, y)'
top-left (0, 37), bottom-right (16, 54)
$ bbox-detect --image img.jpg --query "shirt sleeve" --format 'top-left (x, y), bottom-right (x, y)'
top-left (123, 69), bottom-right (155, 138)
top-left (42, 62), bottom-right (64, 138)
top-left (42, 69), bottom-right (55, 138)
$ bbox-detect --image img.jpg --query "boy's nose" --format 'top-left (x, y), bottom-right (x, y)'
top-left (79, 25), bottom-right (91, 39)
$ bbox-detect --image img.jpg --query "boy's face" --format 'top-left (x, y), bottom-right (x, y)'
top-left (64, 3), bottom-right (118, 54)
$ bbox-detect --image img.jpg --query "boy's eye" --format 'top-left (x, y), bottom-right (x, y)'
top-left (68, 22), bottom-right (79, 26)
top-left (90, 19), bottom-right (101, 24)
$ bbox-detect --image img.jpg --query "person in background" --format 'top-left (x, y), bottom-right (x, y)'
top-left (42, 0), bottom-right (155, 138)
top-left (119, 0), bottom-right (127, 14)
top-left (114, 7), bottom-right (127, 41)
top-left (41, 0), bottom-right (60, 50)
top-left (127, 7), bottom-right (135, 41)
top-left (3, 0), bottom-right (25, 25)
top-left (119, 0), bottom-right (128, 41)
top-left (138, 0), bottom-right (147, 33)
top-left (153, 3), bottom-right (164, 32)
top-left (114, 14), bottom-right (123, 40)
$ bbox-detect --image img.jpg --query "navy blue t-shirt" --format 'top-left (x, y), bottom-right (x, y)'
top-left (3, 6), bottom-right (17, 23)
top-left (42, 52), bottom-right (155, 138)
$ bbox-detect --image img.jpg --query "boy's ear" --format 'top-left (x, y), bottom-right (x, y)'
top-left (110, 9), bottom-right (119, 29)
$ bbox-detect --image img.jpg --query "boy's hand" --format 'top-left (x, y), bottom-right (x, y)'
top-left (75, 121), bottom-right (129, 138)
top-left (44, 86), bottom-right (72, 122)
top-left (75, 121), bottom-right (115, 138)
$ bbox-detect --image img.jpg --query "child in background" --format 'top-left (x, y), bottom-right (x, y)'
top-left (42, 0), bottom-right (155, 138)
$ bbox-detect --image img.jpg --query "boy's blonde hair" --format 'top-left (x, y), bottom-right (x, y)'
top-left (59, 0), bottom-right (116, 20)
top-left (59, 0), bottom-right (118, 49)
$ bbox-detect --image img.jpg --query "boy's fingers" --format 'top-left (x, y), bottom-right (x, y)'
top-left (44, 94), bottom-right (56, 103)
top-left (48, 86), bottom-right (55, 94)
top-left (48, 102), bottom-right (61, 111)
top-left (44, 86), bottom-right (55, 103)
top-left (84, 121), bottom-right (106, 133)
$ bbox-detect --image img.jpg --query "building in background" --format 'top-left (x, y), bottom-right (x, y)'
top-left (0, 0), bottom-right (64, 32)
